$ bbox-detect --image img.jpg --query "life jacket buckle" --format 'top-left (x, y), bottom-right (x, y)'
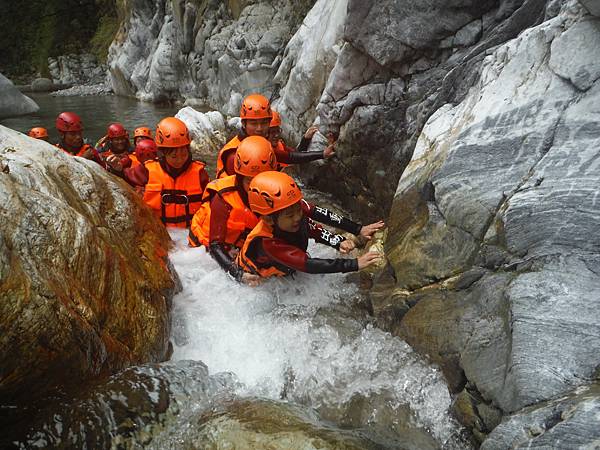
top-left (161, 193), bottom-right (189, 205)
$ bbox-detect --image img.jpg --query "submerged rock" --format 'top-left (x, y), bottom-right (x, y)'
top-left (380, 0), bottom-right (600, 441)
top-left (0, 73), bottom-right (39, 120)
top-left (0, 126), bottom-right (177, 406)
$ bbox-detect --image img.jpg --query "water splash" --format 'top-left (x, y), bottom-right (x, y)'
top-left (168, 229), bottom-right (467, 447)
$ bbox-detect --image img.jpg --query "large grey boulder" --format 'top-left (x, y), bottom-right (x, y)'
top-left (0, 126), bottom-right (177, 404)
top-left (0, 73), bottom-right (39, 119)
top-left (380, 0), bottom-right (600, 440)
top-left (175, 107), bottom-right (228, 174)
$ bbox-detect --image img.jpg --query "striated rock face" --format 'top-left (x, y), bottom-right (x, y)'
top-left (272, 0), bottom-right (349, 143)
top-left (0, 73), bottom-right (39, 120)
top-left (303, 0), bottom-right (551, 218)
top-left (481, 383), bottom-right (600, 449)
top-left (108, 0), bottom-right (314, 110)
top-left (0, 126), bottom-right (177, 405)
top-left (48, 53), bottom-right (108, 86)
top-left (376, 0), bottom-right (600, 442)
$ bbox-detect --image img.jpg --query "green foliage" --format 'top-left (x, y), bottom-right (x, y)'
top-left (90, 15), bottom-right (119, 63)
top-left (0, 0), bottom-right (119, 79)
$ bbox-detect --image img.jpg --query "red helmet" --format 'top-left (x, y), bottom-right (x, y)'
top-left (134, 126), bottom-right (152, 139)
top-left (107, 123), bottom-right (128, 139)
top-left (56, 112), bottom-right (82, 132)
top-left (248, 171), bottom-right (303, 215)
top-left (134, 139), bottom-right (158, 163)
top-left (270, 110), bottom-right (281, 128)
top-left (28, 127), bottom-right (48, 138)
top-left (240, 94), bottom-right (272, 120)
top-left (155, 117), bottom-right (191, 148)
top-left (234, 136), bottom-right (277, 177)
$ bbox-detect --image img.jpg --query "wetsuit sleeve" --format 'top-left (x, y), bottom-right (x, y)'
top-left (209, 243), bottom-right (244, 281)
top-left (199, 168), bottom-right (210, 191)
top-left (262, 238), bottom-right (358, 274)
top-left (308, 218), bottom-right (345, 249)
top-left (295, 137), bottom-right (311, 152)
top-left (225, 151), bottom-right (236, 177)
top-left (303, 200), bottom-right (362, 235)
top-left (275, 146), bottom-right (324, 164)
top-left (207, 195), bottom-right (245, 280)
top-left (123, 163), bottom-right (149, 187)
top-left (208, 194), bottom-right (231, 244)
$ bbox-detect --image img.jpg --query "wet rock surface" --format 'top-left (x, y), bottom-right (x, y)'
top-left (378, 0), bottom-right (600, 444)
top-left (0, 126), bottom-right (177, 407)
top-left (481, 383), bottom-right (600, 449)
top-left (0, 73), bottom-right (39, 120)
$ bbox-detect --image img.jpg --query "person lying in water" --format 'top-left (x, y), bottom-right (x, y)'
top-left (189, 135), bottom-right (278, 286)
top-left (236, 171), bottom-right (384, 285)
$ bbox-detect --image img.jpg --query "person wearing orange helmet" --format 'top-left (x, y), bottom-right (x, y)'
top-left (236, 171), bottom-right (384, 279)
top-left (215, 94), bottom-right (334, 179)
top-left (268, 111), bottom-right (320, 165)
top-left (55, 112), bottom-right (105, 167)
top-left (133, 126), bottom-right (153, 146)
top-left (189, 136), bottom-right (277, 285)
top-left (107, 117), bottom-right (209, 227)
top-left (28, 127), bottom-right (49, 142)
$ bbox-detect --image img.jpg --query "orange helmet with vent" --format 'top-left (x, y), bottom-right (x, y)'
top-left (240, 94), bottom-right (272, 120)
top-left (28, 127), bottom-right (48, 138)
top-left (234, 136), bottom-right (277, 177)
top-left (134, 126), bottom-right (152, 139)
top-left (155, 117), bottom-right (191, 147)
top-left (248, 171), bottom-right (303, 215)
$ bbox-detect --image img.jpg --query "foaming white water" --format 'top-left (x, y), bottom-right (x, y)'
top-left (168, 229), bottom-right (464, 446)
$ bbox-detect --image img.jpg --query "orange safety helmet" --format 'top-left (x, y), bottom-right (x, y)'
top-left (107, 123), bottom-right (128, 139)
top-left (234, 136), bottom-right (277, 177)
top-left (134, 126), bottom-right (152, 139)
top-left (240, 94), bottom-right (272, 120)
top-left (56, 112), bottom-right (83, 132)
top-left (28, 127), bottom-right (48, 138)
top-left (155, 117), bottom-right (191, 148)
top-left (134, 139), bottom-right (158, 162)
top-left (248, 171), bottom-right (303, 215)
top-left (270, 110), bottom-right (281, 128)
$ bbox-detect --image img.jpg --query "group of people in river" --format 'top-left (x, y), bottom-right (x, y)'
top-left (27, 94), bottom-right (384, 286)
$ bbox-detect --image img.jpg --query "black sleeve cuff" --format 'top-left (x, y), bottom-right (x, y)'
top-left (304, 257), bottom-right (359, 274)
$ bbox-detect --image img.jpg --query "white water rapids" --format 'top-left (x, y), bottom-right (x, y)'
top-left (167, 229), bottom-right (466, 447)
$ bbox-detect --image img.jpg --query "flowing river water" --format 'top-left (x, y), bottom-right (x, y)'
top-left (4, 95), bottom-right (471, 449)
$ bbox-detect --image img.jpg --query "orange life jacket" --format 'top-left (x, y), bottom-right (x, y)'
top-left (215, 136), bottom-right (242, 179)
top-left (143, 160), bottom-right (207, 228)
top-left (236, 219), bottom-right (288, 278)
top-left (56, 143), bottom-right (95, 157)
top-left (188, 175), bottom-right (258, 248)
